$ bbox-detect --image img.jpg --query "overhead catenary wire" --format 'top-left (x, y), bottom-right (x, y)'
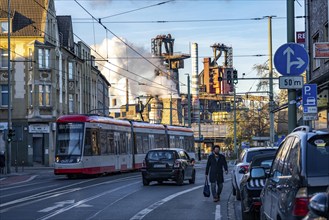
top-left (73, 0), bottom-right (183, 86)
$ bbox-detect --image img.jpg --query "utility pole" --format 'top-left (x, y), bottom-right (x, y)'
top-left (266, 16), bottom-right (275, 146)
top-left (233, 86), bottom-right (238, 159)
top-left (187, 74), bottom-right (191, 127)
top-left (126, 78), bottom-right (129, 112)
top-left (287, 0), bottom-right (297, 132)
top-left (7, 0), bottom-right (12, 174)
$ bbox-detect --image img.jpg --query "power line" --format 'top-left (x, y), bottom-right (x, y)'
top-left (100, 0), bottom-right (174, 20)
top-left (73, 0), bottom-right (183, 86)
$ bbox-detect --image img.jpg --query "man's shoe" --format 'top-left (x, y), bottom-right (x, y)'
top-left (213, 197), bottom-right (218, 202)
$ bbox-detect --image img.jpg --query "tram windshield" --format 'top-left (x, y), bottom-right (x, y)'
top-left (57, 123), bottom-right (84, 156)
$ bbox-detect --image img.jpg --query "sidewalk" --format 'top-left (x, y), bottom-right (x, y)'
top-left (0, 166), bottom-right (53, 186)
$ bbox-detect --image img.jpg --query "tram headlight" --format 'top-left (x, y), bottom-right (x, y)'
top-left (55, 156), bottom-right (60, 163)
top-left (76, 157), bottom-right (81, 163)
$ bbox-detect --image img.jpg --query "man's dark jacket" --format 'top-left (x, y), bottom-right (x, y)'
top-left (205, 153), bottom-right (228, 183)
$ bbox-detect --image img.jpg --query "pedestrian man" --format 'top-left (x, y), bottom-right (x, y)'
top-left (205, 145), bottom-right (228, 202)
top-left (0, 151), bottom-right (5, 174)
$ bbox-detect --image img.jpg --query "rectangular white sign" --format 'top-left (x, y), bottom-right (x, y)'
top-left (303, 113), bottom-right (318, 121)
top-left (279, 76), bottom-right (304, 89)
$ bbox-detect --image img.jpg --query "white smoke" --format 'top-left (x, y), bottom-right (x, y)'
top-left (91, 37), bottom-right (178, 109)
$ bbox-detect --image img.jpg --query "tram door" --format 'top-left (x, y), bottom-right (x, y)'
top-left (126, 133), bottom-right (133, 169)
top-left (114, 132), bottom-right (120, 171)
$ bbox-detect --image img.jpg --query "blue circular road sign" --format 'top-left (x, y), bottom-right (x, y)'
top-left (274, 43), bottom-right (309, 76)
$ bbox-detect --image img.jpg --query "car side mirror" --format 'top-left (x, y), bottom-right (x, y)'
top-left (308, 193), bottom-right (329, 218)
top-left (250, 167), bottom-right (266, 178)
top-left (190, 158), bottom-right (195, 165)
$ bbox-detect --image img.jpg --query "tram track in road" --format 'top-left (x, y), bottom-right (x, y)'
top-left (0, 174), bottom-right (141, 214)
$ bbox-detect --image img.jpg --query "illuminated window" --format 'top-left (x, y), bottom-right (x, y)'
top-left (39, 85), bottom-right (51, 106)
top-left (69, 94), bottom-right (74, 113)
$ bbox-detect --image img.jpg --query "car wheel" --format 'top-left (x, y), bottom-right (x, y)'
top-left (176, 172), bottom-right (184, 186)
top-left (189, 170), bottom-right (196, 184)
top-left (143, 177), bottom-right (150, 186)
top-left (232, 183), bottom-right (236, 196)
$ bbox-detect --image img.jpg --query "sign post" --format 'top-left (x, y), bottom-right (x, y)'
top-left (274, 42), bottom-right (309, 132)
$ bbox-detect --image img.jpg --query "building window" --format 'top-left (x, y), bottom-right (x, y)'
top-left (0, 49), bottom-right (9, 68)
top-left (69, 94), bottom-right (74, 113)
top-left (68, 62), bottom-right (73, 80)
top-left (0, 21), bottom-right (8, 33)
top-left (39, 85), bottom-right (51, 106)
top-left (1, 85), bottom-right (8, 106)
top-left (38, 48), bottom-right (50, 69)
top-left (313, 34), bottom-right (321, 69)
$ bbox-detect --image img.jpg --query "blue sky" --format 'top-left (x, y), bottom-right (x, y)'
top-left (54, 0), bottom-right (305, 95)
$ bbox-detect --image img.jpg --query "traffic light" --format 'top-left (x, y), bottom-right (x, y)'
top-left (7, 129), bottom-right (15, 142)
top-left (233, 70), bottom-right (238, 84)
top-left (227, 70), bottom-right (232, 84)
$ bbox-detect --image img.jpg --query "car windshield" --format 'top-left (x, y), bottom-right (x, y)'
top-left (246, 149), bottom-right (277, 163)
top-left (307, 134), bottom-right (329, 177)
top-left (147, 151), bottom-right (174, 161)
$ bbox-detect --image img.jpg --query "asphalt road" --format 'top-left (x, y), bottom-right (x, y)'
top-left (0, 162), bottom-right (243, 220)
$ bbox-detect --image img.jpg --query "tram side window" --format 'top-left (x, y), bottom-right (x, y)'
top-left (170, 136), bottom-right (175, 148)
top-left (84, 129), bottom-right (92, 156)
top-left (179, 137), bottom-right (184, 149)
top-left (136, 134), bottom-right (143, 154)
top-left (155, 134), bottom-right (165, 148)
top-left (91, 130), bottom-right (100, 156)
top-left (114, 132), bottom-right (120, 154)
top-left (107, 131), bottom-right (115, 154)
top-left (100, 131), bottom-right (107, 155)
top-left (175, 136), bottom-right (180, 149)
top-left (143, 135), bottom-right (149, 153)
top-left (120, 132), bottom-right (127, 154)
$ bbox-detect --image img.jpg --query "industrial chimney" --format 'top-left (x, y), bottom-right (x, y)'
top-left (191, 43), bottom-right (200, 122)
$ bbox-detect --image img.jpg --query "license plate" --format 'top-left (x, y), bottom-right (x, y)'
top-left (154, 164), bottom-right (166, 168)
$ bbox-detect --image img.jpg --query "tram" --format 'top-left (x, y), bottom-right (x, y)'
top-left (54, 114), bottom-right (195, 177)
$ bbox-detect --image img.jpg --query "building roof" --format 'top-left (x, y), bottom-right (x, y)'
top-left (57, 15), bottom-right (73, 49)
top-left (0, 0), bottom-right (49, 37)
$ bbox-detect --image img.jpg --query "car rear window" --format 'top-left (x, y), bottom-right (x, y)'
top-left (147, 151), bottom-right (174, 161)
top-left (246, 149), bottom-right (277, 163)
top-left (307, 134), bottom-right (329, 177)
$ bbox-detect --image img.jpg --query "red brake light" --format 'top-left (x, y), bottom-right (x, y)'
top-left (293, 198), bottom-right (309, 216)
top-left (240, 165), bottom-right (249, 173)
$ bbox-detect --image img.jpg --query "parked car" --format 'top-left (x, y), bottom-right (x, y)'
top-left (260, 126), bottom-right (329, 220)
top-left (232, 147), bottom-right (278, 200)
top-left (304, 190), bottom-right (329, 220)
top-left (240, 152), bottom-right (276, 220)
top-left (141, 148), bottom-right (195, 186)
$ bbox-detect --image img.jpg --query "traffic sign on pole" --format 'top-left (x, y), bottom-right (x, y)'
top-left (279, 76), bottom-right (303, 89)
top-left (302, 84), bottom-right (318, 115)
top-left (274, 43), bottom-right (309, 76)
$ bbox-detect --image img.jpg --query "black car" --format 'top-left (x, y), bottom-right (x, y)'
top-left (240, 153), bottom-right (276, 220)
top-left (304, 190), bottom-right (329, 220)
top-left (260, 127), bottom-right (329, 220)
top-left (141, 148), bottom-right (195, 186)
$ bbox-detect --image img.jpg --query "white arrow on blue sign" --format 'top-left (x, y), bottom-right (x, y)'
top-left (274, 43), bottom-right (309, 76)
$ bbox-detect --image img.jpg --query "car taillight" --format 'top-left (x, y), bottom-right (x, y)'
top-left (240, 165), bottom-right (249, 173)
top-left (174, 160), bottom-right (181, 168)
top-left (293, 187), bottom-right (309, 216)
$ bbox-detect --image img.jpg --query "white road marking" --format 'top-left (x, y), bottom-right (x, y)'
top-left (129, 185), bottom-right (203, 220)
top-left (37, 182), bottom-right (140, 220)
top-left (0, 175), bottom-right (37, 185)
top-left (38, 200), bottom-right (75, 213)
top-left (215, 205), bottom-right (221, 220)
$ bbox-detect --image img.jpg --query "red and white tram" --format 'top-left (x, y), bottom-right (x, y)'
top-left (54, 114), bottom-right (195, 177)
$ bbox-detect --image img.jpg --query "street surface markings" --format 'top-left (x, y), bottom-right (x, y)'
top-left (129, 185), bottom-right (203, 220)
top-left (39, 200), bottom-right (75, 213)
top-left (0, 175), bottom-right (37, 185)
top-left (36, 181), bottom-right (140, 220)
top-left (215, 205), bottom-right (221, 220)
top-left (0, 175), bottom-right (139, 213)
